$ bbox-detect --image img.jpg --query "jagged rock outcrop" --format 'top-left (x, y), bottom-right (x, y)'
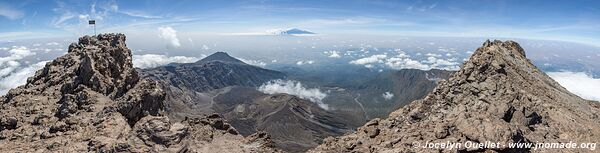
top-left (311, 40), bottom-right (600, 153)
top-left (0, 34), bottom-right (278, 152)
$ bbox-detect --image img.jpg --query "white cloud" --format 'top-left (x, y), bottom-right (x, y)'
top-left (50, 2), bottom-right (76, 26)
top-left (119, 10), bottom-right (162, 19)
top-left (0, 61), bottom-right (47, 95)
top-left (382, 92), bottom-right (394, 100)
top-left (132, 54), bottom-right (201, 69)
top-left (0, 46), bottom-right (35, 66)
top-left (46, 42), bottom-right (60, 46)
top-left (349, 54), bottom-right (387, 65)
top-left (50, 0), bottom-right (118, 34)
top-left (0, 46), bottom-right (43, 95)
top-left (548, 72), bottom-right (600, 101)
top-left (326, 50), bottom-right (341, 58)
top-left (425, 53), bottom-right (442, 57)
top-left (350, 51), bottom-right (459, 71)
top-left (158, 26), bottom-right (181, 48)
top-left (0, 61), bottom-right (20, 77)
top-left (386, 57), bottom-right (430, 70)
top-left (258, 79), bottom-right (329, 110)
top-left (201, 44), bottom-right (210, 50)
top-left (237, 58), bottom-right (267, 67)
top-left (422, 56), bottom-right (460, 70)
top-left (298, 17), bottom-right (388, 27)
top-left (0, 4), bottom-right (24, 20)
top-left (296, 60), bottom-right (314, 65)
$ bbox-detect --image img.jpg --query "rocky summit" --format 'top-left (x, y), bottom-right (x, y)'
top-left (0, 34), bottom-right (277, 152)
top-left (310, 40), bottom-right (600, 153)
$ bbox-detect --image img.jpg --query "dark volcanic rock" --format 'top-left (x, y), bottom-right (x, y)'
top-left (389, 69), bottom-right (452, 107)
top-left (310, 40), bottom-right (600, 153)
top-left (141, 52), bottom-right (285, 93)
top-left (364, 69), bottom-right (453, 118)
top-left (139, 52), bottom-right (286, 121)
top-left (197, 51), bottom-right (245, 64)
top-left (0, 34), bottom-right (278, 152)
top-left (214, 86), bottom-right (354, 152)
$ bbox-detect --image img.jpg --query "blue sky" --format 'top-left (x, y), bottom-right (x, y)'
top-left (0, 0), bottom-right (599, 45)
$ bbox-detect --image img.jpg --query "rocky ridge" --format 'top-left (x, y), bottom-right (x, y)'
top-left (310, 40), bottom-right (600, 152)
top-left (0, 34), bottom-right (277, 152)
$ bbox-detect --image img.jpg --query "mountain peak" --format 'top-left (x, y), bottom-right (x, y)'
top-left (0, 34), bottom-right (278, 152)
top-left (198, 51), bottom-right (244, 64)
top-left (75, 33), bottom-right (127, 47)
top-left (283, 28), bottom-right (315, 34)
top-left (480, 39), bottom-right (526, 58)
top-left (267, 28), bottom-right (315, 36)
top-left (10, 33), bottom-right (139, 99)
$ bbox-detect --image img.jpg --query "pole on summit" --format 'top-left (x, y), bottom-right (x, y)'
top-left (89, 20), bottom-right (96, 35)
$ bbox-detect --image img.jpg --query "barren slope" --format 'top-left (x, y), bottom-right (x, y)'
top-left (311, 40), bottom-right (600, 153)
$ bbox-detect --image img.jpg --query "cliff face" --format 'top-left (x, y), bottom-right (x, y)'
top-left (212, 86), bottom-right (354, 152)
top-left (0, 34), bottom-right (277, 152)
top-left (140, 52), bottom-right (351, 152)
top-left (319, 68), bottom-right (453, 120)
top-left (311, 40), bottom-right (600, 152)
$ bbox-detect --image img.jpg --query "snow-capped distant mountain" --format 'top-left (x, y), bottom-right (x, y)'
top-left (266, 28), bottom-right (316, 36)
top-left (225, 28), bottom-right (317, 36)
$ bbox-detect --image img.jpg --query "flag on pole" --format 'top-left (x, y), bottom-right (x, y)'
top-left (89, 20), bottom-right (96, 35)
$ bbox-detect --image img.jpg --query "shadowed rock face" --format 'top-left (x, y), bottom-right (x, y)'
top-left (0, 34), bottom-right (278, 153)
top-left (310, 40), bottom-right (600, 153)
top-left (213, 86), bottom-right (355, 152)
top-left (142, 52), bottom-right (285, 93)
top-left (359, 69), bottom-right (453, 118)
